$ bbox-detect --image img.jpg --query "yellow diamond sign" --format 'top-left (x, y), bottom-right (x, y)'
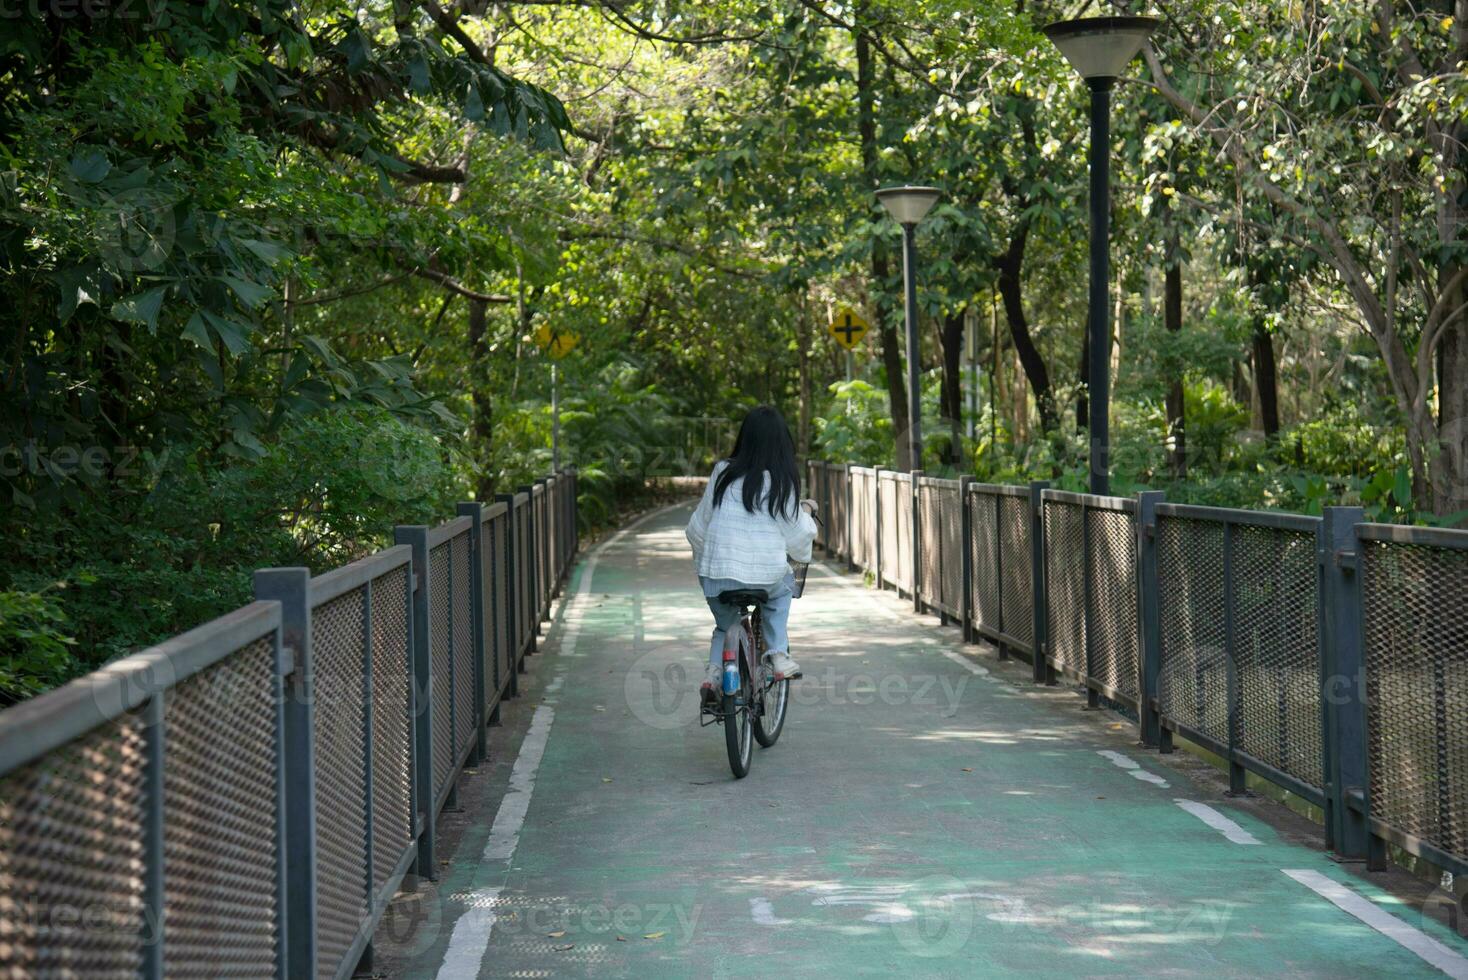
top-left (533, 324), bottom-right (579, 359)
top-left (828, 307), bottom-right (869, 351)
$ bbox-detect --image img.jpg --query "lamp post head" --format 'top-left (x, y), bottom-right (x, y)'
top-left (1042, 16), bottom-right (1159, 84)
top-left (875, 185), bottom-right (942, 227)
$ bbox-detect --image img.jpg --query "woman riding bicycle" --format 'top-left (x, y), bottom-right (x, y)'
top-left (686, 405), bottom-right (819, 698)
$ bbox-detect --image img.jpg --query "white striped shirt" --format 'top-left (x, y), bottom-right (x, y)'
top-left (685, 461), bottom-right (817, 587)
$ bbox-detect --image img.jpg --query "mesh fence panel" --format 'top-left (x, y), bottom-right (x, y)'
top-left (486, 517), bottom-right (502, 696)
top-left (0, 716), bottom-right (147, 978)
top-left (879, 475), bottom-right (899, 586)
top-left (493, 516), bottom-right (513, 691)
top-left (1087, 509), bottom-right (1139, 702)
top-left (162, 635), bottom-right (278, 977)
top-left (1044, 501), bottom-right (1086, 676)
top-left (310, 588), bottom-right (369, 980)
top-left (1362, 539), bottom-right (1468, 865)
top-left (853, 470), bottom-right (876, 571)
top-left (894, 477), bottom-right (913, 593)
top-left (970, 491), bottom-right (999, 636)
top-left (828, 466), bottom-right (849, 559)
top-left (918, 482), bottom-right (940, 609)
top-left (1234, 525), bottom-right (1322, 791)
top-left (939, 484), bottom-right (962, 614)
top-left (998, 495), bottom-right (1033, 650)
top-left (429, 543), bottom-right (453, 801)
top-left (540, 491), bottom-right (551, 610)
top-left (518, 505), bottom-right (532, 654)
top-left (451, 532), bottom-right (475, 768)
top-left (369, 567), bottom-right (413, 900)
top-left (1157, 517), bottom-right (1228, 744)
top-left (547, 483), bottom-right (559, 581)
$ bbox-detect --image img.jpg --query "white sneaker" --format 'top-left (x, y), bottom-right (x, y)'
top-left (701, 664), bottom-right (722, 697)
top-left (766, 651), bottom-right (801, 680)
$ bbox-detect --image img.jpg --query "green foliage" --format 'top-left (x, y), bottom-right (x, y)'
top-left (0, 586), bottom-right (79, 707)
top-left (7, 0), bottom-right (1468, 705)
top-left (7, 408), bottom-right (461, 676)
top-left (812, 380), bottom-right (895, 467)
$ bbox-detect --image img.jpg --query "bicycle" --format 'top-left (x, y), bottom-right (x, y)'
top-left (700, 559), bottom-right (809, 778)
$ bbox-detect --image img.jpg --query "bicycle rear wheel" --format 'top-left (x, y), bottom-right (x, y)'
top-left (724, 659), bottom-right (753, 778)
top-left (753, 676), bottom-right (788, 747)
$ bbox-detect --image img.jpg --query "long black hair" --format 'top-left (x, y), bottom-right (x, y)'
top-left (712, 405), bottom-right (800, 518)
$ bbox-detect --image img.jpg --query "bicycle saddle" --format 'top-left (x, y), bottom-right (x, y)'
top-left (718, 589), bottom-right (768, 607)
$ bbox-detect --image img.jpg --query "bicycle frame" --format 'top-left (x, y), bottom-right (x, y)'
top-left (700, 605), bottom-right (765, 727)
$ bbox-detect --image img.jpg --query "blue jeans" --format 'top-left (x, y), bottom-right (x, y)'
top-left (700, 572), bottom-right (794, 668)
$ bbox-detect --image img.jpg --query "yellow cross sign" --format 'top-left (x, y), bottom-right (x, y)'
top-left (828, 307), bottom-right (869, 351)
top-left (533, 324), bottom-right (579, 359)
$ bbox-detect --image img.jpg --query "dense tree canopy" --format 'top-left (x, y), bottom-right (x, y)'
top-left (4, 0), bottom-right (1467, 698)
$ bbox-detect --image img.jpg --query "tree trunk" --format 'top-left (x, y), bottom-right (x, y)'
top-left (995, 220), bottom-right (1056, 433)
top-left (854, 3), bottom-right (909, 468)
top-left (1437, 274), bottom-right (1468, 519)
top-left (939, 308), bottom-right (965, 465)
top-left (1252, 318), bottom-right (1280, 440)
top-left (467, 297), bottom-right (495, 500)
top-left (1164, 229), bottom-right (1186, 478)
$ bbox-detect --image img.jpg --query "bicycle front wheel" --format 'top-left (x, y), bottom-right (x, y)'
top-left (753, 677), bottom-right (788, 747)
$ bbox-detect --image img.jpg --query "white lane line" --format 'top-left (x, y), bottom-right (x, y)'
top-left (435, 502), bottom-right (684, 979)
top-left (1283, 869), bottom-right (1468, 979)
top-left (1098, 749), bottom-right (1139, 769)
top-left (438, 706), bottom-right (552, 976)
top-left (1098, 750), bottom-right (1170, 788)
top-left (749, 897), bottom-right (792, 926)
top-left (1174, 799), bottom-right (1261, 845)
top-left (939, 647), bottom-right (990, 677)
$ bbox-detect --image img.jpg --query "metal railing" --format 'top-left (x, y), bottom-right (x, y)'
top-left (0, 469), bottom-right (579, 979)
top-left (811, 463), bottom-right (1467, 882)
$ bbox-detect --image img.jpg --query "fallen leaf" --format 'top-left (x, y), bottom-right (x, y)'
top-left (547, 931), bottom-right (566, 938)
top-left (644, 931), bottom-right (665, 940)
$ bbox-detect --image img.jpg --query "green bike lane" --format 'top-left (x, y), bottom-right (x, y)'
top-left (376, 503), bottom-right (1468, 979)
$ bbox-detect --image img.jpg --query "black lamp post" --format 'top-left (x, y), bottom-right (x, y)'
top-left (1042, 16), bottom-right (1158, 494)
top-left (875, 185), bottom-right (941, 473)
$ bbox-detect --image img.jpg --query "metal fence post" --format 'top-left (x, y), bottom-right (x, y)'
top-left (1321, 506), bottom-right (1375, 865)
top-left (1030, 480), bottom-right (1052, 685)
top-left (391, 526), bottom-right (437, 879)
top-left (959, 476), bottom-right (975, 644)
top-left (254, 567), bottom-right (318, 976)
top-left (911, 470), bottom-right (924, 613)
top-left (457, 502), bottom-right (488, 765)
top-left (1136, 491), bottom-right (1164, 747)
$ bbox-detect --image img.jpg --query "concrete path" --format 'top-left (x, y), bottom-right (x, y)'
top-left (374, 503), bottom-right (1468, 979)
